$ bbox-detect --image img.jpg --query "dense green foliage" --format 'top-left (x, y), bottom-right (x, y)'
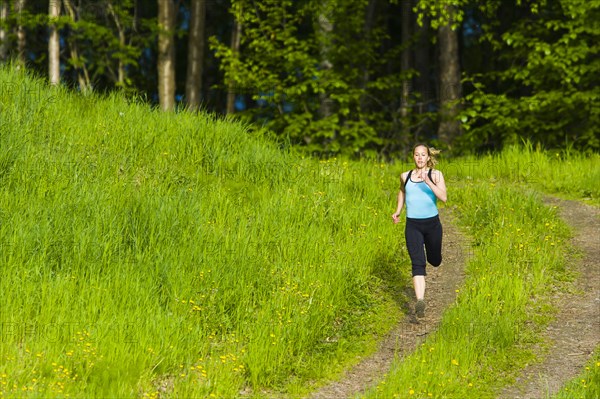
top-left (1, 0), bottom-right (156, 93)
top-left (460, 0), bottom-right (600, 152)
top-left (1, 0), bottom-right (598, 154)
top-left (210, 0), bottom-right (600, 155)
top-left (210, 0), bottom-right (404, 156)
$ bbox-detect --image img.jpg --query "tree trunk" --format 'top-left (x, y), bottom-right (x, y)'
top-left (437, 5), bottom-right (461, 147)
top-left (185, 0), bottom-right (206, 111)
top-left (63, 0), bottom-right (92, 92)
top-left (157, 0), bottom-right (176, 111)
top-left (226, 17), bottom-right (241, 115)
top-left (48, 0), bottom-right (60, 85)
top-left (0, 1), bottom-right (8, 63)
top-left (360, 0), bottom-right (377, 112)
top-left (107, 0), bottom-right (127, 87)
top-left (317, 4), bottom-right (333, 119)
top-left (399, 0), bottom-right (412, 136)
top-left (15, 0), bottom-right (26, 65)
top-left (414, 0), bottom-right (430, 115)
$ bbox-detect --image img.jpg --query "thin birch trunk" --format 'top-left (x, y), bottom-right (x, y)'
top-left (15, 0), bottom-right (26, 65)
top-left (157, 0), bottom-right (176, 111)
top-left (107, 0), bottom-right (126, 86)
top-left (0, 1), bottom-right (8, 63)
top-left (226, 17), bottom-right (241, 115)
top-left (48, 0), bottom-right (60, 85)
top-left (185, 0), bottom-right (206, 111)
top-left (399, 0), bottom-right (412, 137)
top-left (437, 4), bottom-right (461, 146)
top-left (63, 0), bottom-right (91, 92)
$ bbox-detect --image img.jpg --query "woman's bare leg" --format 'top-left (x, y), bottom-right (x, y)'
top-left (413, 275), bottom-right (425, 300)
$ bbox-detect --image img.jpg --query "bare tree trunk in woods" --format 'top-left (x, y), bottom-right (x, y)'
top-left (48, 0), bottom-right (60, 85)
top-left (15, 0), bottom-right (26, 65)
top-left (414, 0), bottom-right (430, 115)
top-left (0, 1), bottom-right (8, 63)
top-left (360, 0), bottom-right (377, 112)
top-left (185, 0), bottom-right (206, 111)
top-left (437, 5), bottom-right (461, 147)
top-left (107, 0), bottom-right (127, 86)
top-left (158, 0), bottom-right (176, 111)
top-left (317, 4), bottom-right (333, 119)
top-left (133, 0), bottom-right (139, 30)
top-left (63, 0), bottom-right (92, 92)
top-left (399, 0), bottom-right (412, 137)
top-left (226, 17), bottom-right (241, 115)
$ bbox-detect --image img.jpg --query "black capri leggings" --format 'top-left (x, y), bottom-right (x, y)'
top-left (405, 215), bottom-right (443, 276)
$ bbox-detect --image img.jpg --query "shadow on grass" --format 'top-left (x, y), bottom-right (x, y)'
top-left (369, 252), bottom-right (413, 317)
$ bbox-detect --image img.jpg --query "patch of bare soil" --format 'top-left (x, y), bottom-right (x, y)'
top-left (499, 197), bottom-right (600, 399)
top-left (306, 206), bottom-right (469, 399)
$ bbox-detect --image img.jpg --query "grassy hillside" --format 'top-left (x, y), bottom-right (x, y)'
top-left (0, 67), bottom-right (407, 397)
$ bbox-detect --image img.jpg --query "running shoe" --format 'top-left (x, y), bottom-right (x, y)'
top-left (415, 299), bottom-right (425, 318)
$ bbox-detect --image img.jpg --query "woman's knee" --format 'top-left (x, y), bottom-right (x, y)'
top-left (429, 256), bottom-right (442, 267)
top-left (412, 264), bottom-right (427, 276)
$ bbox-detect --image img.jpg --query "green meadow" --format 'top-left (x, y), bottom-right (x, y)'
top-left (0, 67), bottom-right (598, 398)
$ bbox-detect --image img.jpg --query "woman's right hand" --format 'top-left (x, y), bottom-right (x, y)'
top-left (392, 212), bottom-right (400, 224)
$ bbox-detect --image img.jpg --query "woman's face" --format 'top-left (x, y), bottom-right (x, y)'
top-left (413, 146), bottom-right (430, 168)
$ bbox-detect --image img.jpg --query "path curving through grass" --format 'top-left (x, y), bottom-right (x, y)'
top-left (306, 206), bottom-right (469, 399)
top-left (499, 197), bottom-right (600, 399)
top-left (306, 190), bottom-right (598, 399)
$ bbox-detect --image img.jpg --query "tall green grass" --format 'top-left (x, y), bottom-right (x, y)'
top-left (0, 67), bottom-right (407, 397)
top-left (1, 66), bottom-right (597, 398)
top-left (553, 351), bottom-right (600, 399)
top-left (440, 142), bottom-right (600, 204)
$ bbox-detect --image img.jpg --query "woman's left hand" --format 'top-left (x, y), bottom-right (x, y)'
top-left (415, 169), bottom-right (431, 184)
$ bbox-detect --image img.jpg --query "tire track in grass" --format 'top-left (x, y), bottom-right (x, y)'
top-left (306, 206), bottom-right (469, 399)
top-left (499, 197), bottom-right (600, 399)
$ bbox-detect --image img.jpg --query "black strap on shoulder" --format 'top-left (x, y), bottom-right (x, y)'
top-left (405, 170), bottom-right (413, 186)
top-left (428, 168), bottom-right (436, 185)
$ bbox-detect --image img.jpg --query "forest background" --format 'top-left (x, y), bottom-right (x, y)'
top-left (0, 0), bottom-right (598, 157)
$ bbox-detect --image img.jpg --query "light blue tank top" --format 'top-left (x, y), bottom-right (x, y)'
top-left (405, 172), bottom-right (438, 219)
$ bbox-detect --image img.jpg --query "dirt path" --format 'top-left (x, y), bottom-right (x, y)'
top-left (499, 197), bottom-right (600, 399)
top-left (306, 206), bottom-right (469, 399)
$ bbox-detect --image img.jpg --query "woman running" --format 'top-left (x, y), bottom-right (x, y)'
top-left (391, 144), bottom-right (447, 318)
